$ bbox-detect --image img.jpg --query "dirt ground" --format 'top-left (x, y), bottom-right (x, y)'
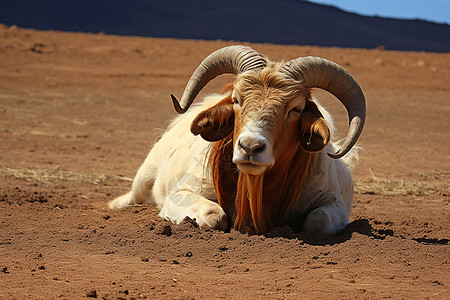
top-left (0, 24), bottom-right (449, 299)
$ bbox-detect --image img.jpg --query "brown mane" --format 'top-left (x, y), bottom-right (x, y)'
top-left (209, 129), bottom-right (238, 218)
top-left (208, 127), bottom-right (314, 234)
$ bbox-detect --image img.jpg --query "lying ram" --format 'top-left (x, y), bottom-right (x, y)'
top-left (109, 45), bottom-right (366, 235)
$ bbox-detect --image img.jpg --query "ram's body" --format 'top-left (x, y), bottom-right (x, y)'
top-left (110, 94), bottom-right (355, 235)
top-left (109, 45), bottom-right (365, 235)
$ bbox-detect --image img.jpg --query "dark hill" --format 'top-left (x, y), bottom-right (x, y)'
top-left (1, 0), bottom-right (449, 52)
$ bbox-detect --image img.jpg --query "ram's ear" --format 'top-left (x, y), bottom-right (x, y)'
top-left (299, 101), bottom-right (330, 152)
top-left (191, 96), bottom-right (235, 142)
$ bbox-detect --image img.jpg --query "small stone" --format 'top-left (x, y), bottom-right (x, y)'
top-left (86, 289), bottom-right (97, 298)
top-left (156, 224), bottom-right (172, 236)
top-left (417, 60), bottom-right (426, 67)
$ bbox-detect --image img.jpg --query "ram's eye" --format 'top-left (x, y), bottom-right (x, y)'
top-left (232, 97), bottom-right (240, 105)
top-left (288, 107), bottom-right (302, 117)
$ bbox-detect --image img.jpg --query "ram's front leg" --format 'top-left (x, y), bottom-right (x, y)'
top-left (303, 198), bottom-right (350, 235)
top-left (158, 190), bottom-right (228, 231)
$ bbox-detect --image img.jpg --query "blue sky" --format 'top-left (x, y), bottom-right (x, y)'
top-left (308, 0), bottom-right (450, 24)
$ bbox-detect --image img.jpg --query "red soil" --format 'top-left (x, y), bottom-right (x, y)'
top-left (0, 25), bottom-right (448, 299)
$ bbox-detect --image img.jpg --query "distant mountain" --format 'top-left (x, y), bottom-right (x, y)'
top-left (1, 0), bottom-right (449, 52)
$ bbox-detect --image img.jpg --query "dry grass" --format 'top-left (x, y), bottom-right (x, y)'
top-left (355, 169), bottom-right (449, 196)
top-left (1, 164), bottom-right (447, 197)
top-left (0, 128), bottom-right (81, 139)
top-left (0, 165), bottom-right (132, 185)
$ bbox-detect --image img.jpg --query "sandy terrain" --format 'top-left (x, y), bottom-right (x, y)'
top-left (0, 24), bottom-right (449, 299)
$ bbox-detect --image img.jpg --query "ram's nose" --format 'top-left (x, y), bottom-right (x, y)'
top-left (238, 139), bottom-right (266, 156)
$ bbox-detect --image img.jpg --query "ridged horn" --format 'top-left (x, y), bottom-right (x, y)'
top-left (171, 45), bottom-right (267, 114)
top-left (280, 57), bottom-right (366, 159)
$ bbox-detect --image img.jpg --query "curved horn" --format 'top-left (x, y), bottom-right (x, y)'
top-left (171, 45), bottom-right (267, 114)
top-left (280, 57), bottom-right (366, 159)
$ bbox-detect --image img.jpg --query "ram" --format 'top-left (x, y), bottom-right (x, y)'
top-left (109, 45), bottom-right (366, 235)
